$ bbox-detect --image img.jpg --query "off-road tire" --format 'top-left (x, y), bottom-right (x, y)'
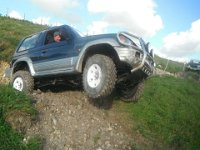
top-left (120, 81), bottom-right (144, 102)
top-left (83, 54), bottom-right (117, 99)
top-left (11, 71), bottom-right (34, 93)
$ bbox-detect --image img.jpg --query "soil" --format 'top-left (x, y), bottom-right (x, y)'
top-left (25, 86), bottom-right (135, 150)
top-left (0, 61), bottom-right (9, 84)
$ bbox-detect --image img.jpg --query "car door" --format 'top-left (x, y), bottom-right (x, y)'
top-left (31, 28), bottom-right (78, 75)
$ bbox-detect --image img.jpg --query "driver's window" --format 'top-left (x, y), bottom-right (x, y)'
top-left (45, 30), bottom-right (66, 45)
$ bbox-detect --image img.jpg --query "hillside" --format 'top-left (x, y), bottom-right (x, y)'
top-left (0, 16), bottom-right (47, 62)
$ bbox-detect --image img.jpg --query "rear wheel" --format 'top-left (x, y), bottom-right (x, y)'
top-left (11, 71), bottom-right (34, 93)
top-left (83, 54), bottom-right (117, 99)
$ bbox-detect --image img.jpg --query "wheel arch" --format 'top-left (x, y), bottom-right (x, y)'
top-left (12, 57), bottom-right (35, 76)
top-left (13, 61), bottom-right (29, 73)
top-left (76, 43), bottom-right (120, 72)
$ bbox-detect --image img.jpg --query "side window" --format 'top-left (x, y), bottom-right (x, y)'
top-left (45, 30), bottom-right (67, 45)
top-left (18, 34), bottom-right (39, 52)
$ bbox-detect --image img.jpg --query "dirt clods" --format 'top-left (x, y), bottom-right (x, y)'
top-left (27, 88), bottom-right (133, 150)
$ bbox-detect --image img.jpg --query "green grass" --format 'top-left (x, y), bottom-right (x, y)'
top-left (184, 71), bottom-right (200, 81)
top-left (0, 84), bottom-right (37, 116)
top-left (0, 16), bottom-right (47, 62)
top-left (117, 76), bottom-right (200, 149)
top-left (0, 84), bottom-right (41, 150)
top-left (0, 110), bottom-right (41, 150)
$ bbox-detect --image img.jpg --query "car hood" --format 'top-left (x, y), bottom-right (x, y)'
top-left (81, 33), bottom-right (117, 41)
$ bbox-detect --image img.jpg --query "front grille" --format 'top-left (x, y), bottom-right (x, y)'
top-left (141, 63), bottom-right (153, 76)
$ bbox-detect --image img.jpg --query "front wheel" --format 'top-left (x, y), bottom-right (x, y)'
top-left (11, 71), bottom-right (34, 93)
top-left (83, 54), bottom-right (117, 99)
top-left (119, 80), bottom-right (144, 102)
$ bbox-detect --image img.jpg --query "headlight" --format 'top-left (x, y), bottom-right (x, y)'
top-left (118, 34), bottom-right (133, 46)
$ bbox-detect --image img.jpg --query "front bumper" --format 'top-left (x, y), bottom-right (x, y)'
top-left (115, 46), bottom-right (154, 76)
top-left (131, 52), bottom-right (154, 76)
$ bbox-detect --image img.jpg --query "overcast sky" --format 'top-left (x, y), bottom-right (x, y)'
top-left (0, 0), bottom-right (200, 62)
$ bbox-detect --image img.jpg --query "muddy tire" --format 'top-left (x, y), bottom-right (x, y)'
top-left (11, 71), bottom-right (34, 93)
top-left (83, 54), bottom-right (117, 99)
top-left (120, 81), bottom-right (144, 102)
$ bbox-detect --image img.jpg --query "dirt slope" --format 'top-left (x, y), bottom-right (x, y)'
top-left (0, 61), bottom-right (9, 84)
top-left (26, 87), bottom-right (134, 150)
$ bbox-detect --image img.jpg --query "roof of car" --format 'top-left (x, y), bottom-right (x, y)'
top-left (45, 25), bottom-right (68, 31)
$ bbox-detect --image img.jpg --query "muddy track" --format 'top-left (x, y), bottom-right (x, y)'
top-left (26, 85), bottom-right (134, 150)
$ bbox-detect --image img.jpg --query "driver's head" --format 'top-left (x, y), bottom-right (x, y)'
top-left (53, 31), bottom-right (61, 42)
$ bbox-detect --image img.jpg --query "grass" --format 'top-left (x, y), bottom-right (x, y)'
top-left (117, 76), bottom-right (200, 149)
top-left (0, 84), bottom-right (41, 150)
top-left (0, 16), bottom-right (47, 62)
top-left (184, 71), bottom-right (200, 81)
top-left (0, 84), bottom-right (37, 116)
top-left (0, 110), bottom-right (42, 150)
top-left (0, 17), bottom-right (46, 149)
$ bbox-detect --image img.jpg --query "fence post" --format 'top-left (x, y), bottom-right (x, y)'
top-left (164, 59), bottom-right (169, 72)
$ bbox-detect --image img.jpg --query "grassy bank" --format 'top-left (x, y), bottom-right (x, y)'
top-left (117, 76), bottom-right (200, 149)
top-left (0, 16), bottom-right (47, 62)
top-left (0, 84), bottom-right (41, 150)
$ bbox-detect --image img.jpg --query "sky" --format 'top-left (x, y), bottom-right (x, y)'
top-left (0, 0), bottom-right (200, 62)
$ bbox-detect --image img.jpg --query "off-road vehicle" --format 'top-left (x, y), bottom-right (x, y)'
top-left (185, 59), bottom-right (200, 72)
top-left (5, 25), bottom-right (154, 101)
